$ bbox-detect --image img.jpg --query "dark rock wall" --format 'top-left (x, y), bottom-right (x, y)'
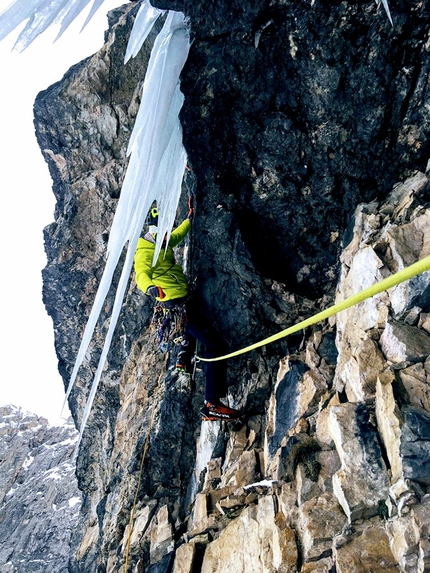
top-left (168, 0), bottom-right (430, 299)
top-left (32, 0), bottom-right (430, 571)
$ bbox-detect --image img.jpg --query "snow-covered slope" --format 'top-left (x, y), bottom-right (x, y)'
top-left (0, 405), bottom-right (81, 573)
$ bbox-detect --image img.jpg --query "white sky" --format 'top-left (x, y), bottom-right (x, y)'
top-left (0, 0), bottom-right (127, 425)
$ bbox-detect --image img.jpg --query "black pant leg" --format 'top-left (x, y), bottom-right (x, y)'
top-left (185, 306), bottom-right (227, 402)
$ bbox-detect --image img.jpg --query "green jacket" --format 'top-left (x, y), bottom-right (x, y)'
top-left (134, 219), bottom-right (191, 302)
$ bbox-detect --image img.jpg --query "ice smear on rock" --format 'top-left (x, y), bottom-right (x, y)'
top-left (63, 7), bottom-right (190, 448)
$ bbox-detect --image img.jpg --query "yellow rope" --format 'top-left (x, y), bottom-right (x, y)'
top-left (197, 254), bottom-right (430, 363)
top-left (124, 372), bottom-right (163, 572)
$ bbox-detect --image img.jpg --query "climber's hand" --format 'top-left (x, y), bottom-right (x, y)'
top-left (147, 286), bottom-right (166, 299)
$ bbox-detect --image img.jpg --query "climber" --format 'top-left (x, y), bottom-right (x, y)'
top-left (134, 204), bottom-right (241, 422)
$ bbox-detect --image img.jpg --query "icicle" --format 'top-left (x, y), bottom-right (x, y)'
top-left (55, 0), bottom-right (94, 41)
top-left (376, 0), bottom-right (393, 25)
top-left (13, 0), bottom-right (73, 52)
top-left (80, 0), bottom-right (105, 32)
top-left (124, 0), bottom-right (165, 64)
top-left (64, 11), bottom-right (190, 449)
top-left (0, 0), bottom-right (45, 43)
top-left (0, 0), bottom-right (105, 51)
top-left (126, 11), bottom-right (190, 156)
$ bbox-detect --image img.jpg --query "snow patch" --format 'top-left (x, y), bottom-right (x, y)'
top-left (68, 496), bottom-right (81, 508)
top-left (22, 455), bottom-right (35, 470)
top-left (243, 479), bottom-right (276, 490)
top-left (45, 469), bottom-right (63, 482)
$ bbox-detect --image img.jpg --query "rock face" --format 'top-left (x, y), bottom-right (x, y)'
top-left (0, 405), bottom-right (80, 573)
top-left (32, 0), bottom-right (430, 572)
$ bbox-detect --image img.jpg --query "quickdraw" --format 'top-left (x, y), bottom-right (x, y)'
top-left (151, 303), bottom-right (187, 352)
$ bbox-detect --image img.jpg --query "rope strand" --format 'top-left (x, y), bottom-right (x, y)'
top-left (196, 255), bottom-right (430, 363)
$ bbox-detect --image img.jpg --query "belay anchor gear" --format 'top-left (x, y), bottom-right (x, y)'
top-left (151, 303), bottom-right (187, 352)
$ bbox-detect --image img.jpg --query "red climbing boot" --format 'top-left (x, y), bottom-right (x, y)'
top-left (200, 401), bottom-right (242, 421)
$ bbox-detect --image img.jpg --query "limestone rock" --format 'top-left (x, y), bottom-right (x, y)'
top-left (375, 377), bottom-right (404, 484)
top-left (335, 521), bottom-right (398, 573)
top-left (379, 172), bottom-right (428, 222)
top-left (387, 514), bottom-right (422, 573)
top-left (301, 557), bottom-right (335, 573)
top-left (150, 505), bottom-right (174, 564)
top-left (221, 450), bottom-right (259, 488)
top-left (384, 208), bottom-right (430, 317)
top-left (376, 375), bottom-right (430, 497)
top-left (296, 462), bottom-right (321, 505)
top-left (207, 486), bottom-right (236, 511)
top-left (316, 394), bottom-right (340, 447)
top-left (328, 403), bottom-right (390, 522)
top-left (335, 246), bottom-right (390, 353)
top-left (188, 493), bottom-right (211, 537)
top-left (419, 313), bottom-right (430, 333)
top-left (400, 406), bottom-right (430, 486)
top-left (411, 494), bottom-right (430, 571)
top-left (200, 497), bottom-right (298, 573)
top-left (222, 426), bottom-right (251, 470)
top-left (340, 202), bottom-right (381, 266)
top-left (380, 321), bottom-right (430, 366)
top-left (343, 338), bottom-right (390, 402)
top-left (276, 483), bottom-right (299, 528)
top-left (265, 358), bottom-right (306, 468)
top-left (298, 369), bottom-right (329, 417)
top-left (172, 543), bottom-right (196, 573)
top-left (399, 362), bottom-right (430, 413)
top-left (334, 246), bottom-right (390, 395)
top-left (298, 493), bottom-right (348, 562)
top-left (316, 449), bottom-right (342, 494)
top-left (122, 502), bottom-right (157, 552)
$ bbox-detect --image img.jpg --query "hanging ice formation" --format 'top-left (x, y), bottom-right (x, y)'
top-left (0, 0), bottom-right (109, 51)
top-left (378, 0), bottom-right (393, 25)
top-left (68, 7), bottom-right (190, 447)
top-left (65, 3), bottom-right (190, 446)
top-left (0, 0), bottom-right (190, 445)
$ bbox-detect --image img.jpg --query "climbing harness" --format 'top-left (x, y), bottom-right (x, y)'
top-left (196, 254), bottom-right (430, 363)
top-left (151, 303), bottom-right (188, 352)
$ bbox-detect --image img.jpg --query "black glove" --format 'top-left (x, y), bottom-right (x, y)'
top-left (147, 286), bottom-right (166, 299)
